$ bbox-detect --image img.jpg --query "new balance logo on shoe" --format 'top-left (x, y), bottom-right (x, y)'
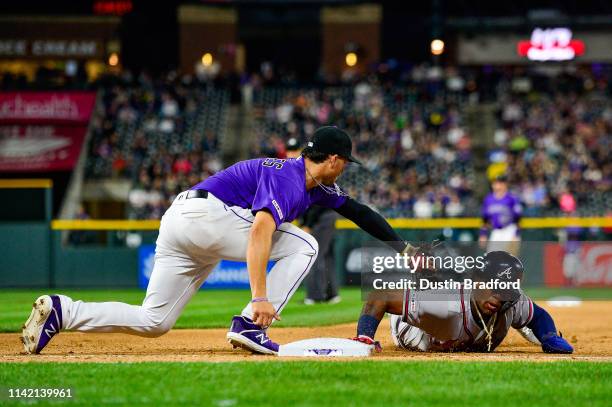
top-left (255, 333), bottom-right (269, 344)
top-left (44, 324), bottom-right (57, 338)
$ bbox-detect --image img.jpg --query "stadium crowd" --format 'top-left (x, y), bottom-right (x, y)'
top-left (7, 64), bottom-right (607, 220)
top-left (84, 72), bottom-right (228, 219)
top-left (492, 78), bottom-right (611, 216)
top-left (249, 65), bottom-right (611, 217)
top-left (250, 69), bottom-right (477, 218)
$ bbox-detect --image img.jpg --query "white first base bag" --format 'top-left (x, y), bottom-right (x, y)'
top-left (278, 337), bottom-right (373, 357)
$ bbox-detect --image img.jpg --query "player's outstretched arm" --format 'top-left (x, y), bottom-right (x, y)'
top-left (526, 302), bottom-right (574, 354)
top-left (353, 289), bottom-right (404, 350)
top-left (247, 210), bottom-right (281, 327)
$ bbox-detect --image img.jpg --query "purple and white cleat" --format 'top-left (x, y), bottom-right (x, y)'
top-left (21, 295), bottom-right (63, 354)
top-left (226, 315), bottom-right (279, 355)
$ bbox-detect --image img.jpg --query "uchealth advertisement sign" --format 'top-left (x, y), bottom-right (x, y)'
top-left (544, 242), bottom-right (612, 287)
top-left (0, 92), bottom-right (96, 124)
top-left (0, 92), bottom-right (95, 172)
top-left (0, 125), bottom-right (88, 172)
top-left (138, 244), bottom-right (274, 289)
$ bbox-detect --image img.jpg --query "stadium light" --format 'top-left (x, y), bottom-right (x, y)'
top-left (345, 52), bottom-right (357, 67)
top-left (431, 39), bottom-right (445, 56)
top-left (108, 52), bottom-right (119, 66)
top-left (202, 52), bottom-right (213, 67)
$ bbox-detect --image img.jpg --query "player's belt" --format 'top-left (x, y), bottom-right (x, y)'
top-left (185, 189), bottom-right (209, 199)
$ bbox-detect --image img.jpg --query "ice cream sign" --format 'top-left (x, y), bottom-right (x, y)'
top-left (517, 28), bottom-right (585, 61)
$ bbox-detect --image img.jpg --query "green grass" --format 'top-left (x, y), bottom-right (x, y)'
top-left (1, 287), bottom-right (610, 332)
top-left (0, 288), bottom-right (612, 332)
top-left (1, 361), bottom-right (610, 406)
top-left (2, 288), bottom-right (610, 406)
top-left (0, 288), bottom-right (363, 333)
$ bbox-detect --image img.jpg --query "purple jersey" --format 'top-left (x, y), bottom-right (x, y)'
top-left (192, 156), bottom-right (347, 228)
top-left (481, 193), bottom-right (522, 229)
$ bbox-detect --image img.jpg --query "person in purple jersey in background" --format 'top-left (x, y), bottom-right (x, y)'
top-left (478, 174), bottom-right (539, 345)
top-left (22, 126), bottom-right (412, 356)
top-left (479, 174), bottom-right (522, 253)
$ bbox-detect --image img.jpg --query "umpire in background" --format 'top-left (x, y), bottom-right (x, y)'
top-left (285, 138), bottom-right (341, 305)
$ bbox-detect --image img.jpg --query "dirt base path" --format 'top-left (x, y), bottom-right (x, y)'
top-left (2, 301), bottom-right (611, 363)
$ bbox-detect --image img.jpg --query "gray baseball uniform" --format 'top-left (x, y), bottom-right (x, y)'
top-left (390, 287), bottom-right (534, 352)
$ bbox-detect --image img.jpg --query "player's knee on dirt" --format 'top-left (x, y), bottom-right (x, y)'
top-left (142, 320), bottom-right (173, 338)
top-left (140, 312), bottom-right (175, 338)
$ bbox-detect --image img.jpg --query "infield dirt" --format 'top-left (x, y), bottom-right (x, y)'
top-left (2, 301), bottom-right (611, 363)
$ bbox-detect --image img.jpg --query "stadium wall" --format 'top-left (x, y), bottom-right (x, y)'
top-left (0, 223), bottom-right (50, 287)
top-left (1, 218), bottom-right (610, 288)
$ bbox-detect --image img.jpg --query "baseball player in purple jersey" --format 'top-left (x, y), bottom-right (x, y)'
top-left (352, 251), bottom-right (573, 354)
top-left (22, 126), bottom-right (411, 355)
top-left (479, 175), bottom-right (522, 249)
top-left (478, 175), bottom-right (539, 343)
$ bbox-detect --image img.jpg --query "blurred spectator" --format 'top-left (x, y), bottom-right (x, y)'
top-left (83, 72), bottom-right (229, 219)
top-left (250, 73), bottom-right (479, 217)
top-left (413, 196), bottom-right (434, 218)
top-left (559, 189), bottom-right (577, 213)
top-left (77, 64), bottom-right (610, 219)
top-left (68, 205), bottom-right (97, 245)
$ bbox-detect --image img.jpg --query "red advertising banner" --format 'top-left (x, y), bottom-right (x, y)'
top-left (0, 92), bottom-right (96, 124)
top-left (0, 125), bottom-right (87, 172)
top-left (544, 242), bottom-right (612, 287)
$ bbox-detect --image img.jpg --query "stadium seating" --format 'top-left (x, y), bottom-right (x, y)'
top-left (249, 66), bottom-right (611, 217)
top-left (250, 81), bottom-right (478, 217)
top-left (85, 74), bottom-right (229, 219)
top-left (80, 67), bottom-right (610, 219)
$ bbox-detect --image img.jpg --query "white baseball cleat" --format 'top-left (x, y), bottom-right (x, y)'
top-left (21, 295), bottom-right (63, 354)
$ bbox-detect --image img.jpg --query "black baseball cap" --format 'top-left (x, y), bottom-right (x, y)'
top-left (307, 126), bottom-right (362, 165)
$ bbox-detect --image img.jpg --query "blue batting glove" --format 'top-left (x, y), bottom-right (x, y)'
top-left (541, 332), bottom-right (574, 354)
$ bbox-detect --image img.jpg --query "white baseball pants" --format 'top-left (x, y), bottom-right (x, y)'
top-left (487, 224), bottom-right (521, 255)
top-left (489, 224), bottom-right (519, 242)
top-left (58, 192), bottom-right (319, 336)
top-left (389, 314), bottom-right (430, 351)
